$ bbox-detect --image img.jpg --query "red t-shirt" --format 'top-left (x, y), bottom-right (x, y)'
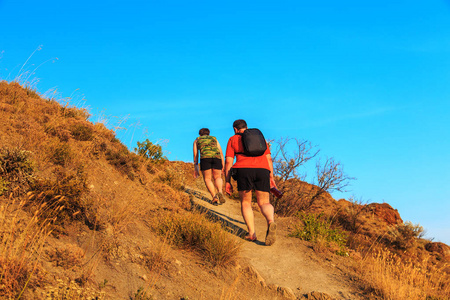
top-left (225, 134), bottom-right (271, 170)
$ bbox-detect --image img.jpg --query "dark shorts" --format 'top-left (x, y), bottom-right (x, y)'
top-left (200, 158), bottom-right (223, 171)
top-left (233, 168), bottom-right (270, 192)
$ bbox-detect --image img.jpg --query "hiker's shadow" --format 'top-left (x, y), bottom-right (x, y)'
top-left (186, 188), bottom-right (267, 246)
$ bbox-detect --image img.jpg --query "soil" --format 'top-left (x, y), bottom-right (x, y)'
top-left (187, 187), bottom-right (365, 300)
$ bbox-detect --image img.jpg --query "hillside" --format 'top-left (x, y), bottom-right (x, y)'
top-left (0, 81), bottom-right (449, 300)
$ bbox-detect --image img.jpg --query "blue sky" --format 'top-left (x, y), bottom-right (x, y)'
top-left (1, 0), bottom-right (449, 244)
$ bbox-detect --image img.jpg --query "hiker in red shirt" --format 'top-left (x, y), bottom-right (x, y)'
top-left (224, 119), bottom-right (277, 246)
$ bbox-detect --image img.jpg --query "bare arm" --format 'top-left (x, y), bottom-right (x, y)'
top-left (216, 140), bottom-right (225, 172)
top-left (266, 153), bottom-right (277, 188)
top-left (193, 139), bottom-right (199, 178)
top-left (225, 156), bottom-right (234, 183)
top-left (224, 156), bottom-right (234, 195)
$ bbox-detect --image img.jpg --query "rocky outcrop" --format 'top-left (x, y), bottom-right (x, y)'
top-left (425, 242), bottom-right (450, 260)
top-left (365, 203), bottom-right (402, 225)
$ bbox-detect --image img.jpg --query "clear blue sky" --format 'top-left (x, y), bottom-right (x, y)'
top-left (1, 0), bottom-right (449, 244)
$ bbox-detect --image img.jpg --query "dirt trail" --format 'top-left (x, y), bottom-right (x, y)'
top-left (186, 187), bottom-right (363, 300)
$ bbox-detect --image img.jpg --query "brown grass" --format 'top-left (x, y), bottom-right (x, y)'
top-left (0, 195), bottom-right (49, 298)
top-left (359, 248), bottom-right (450, 299)
top-left (157, 211), bottom-right (241, 267)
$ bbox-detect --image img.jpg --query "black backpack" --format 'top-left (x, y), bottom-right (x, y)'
top-left (237, 128), bottom-right (267, 157)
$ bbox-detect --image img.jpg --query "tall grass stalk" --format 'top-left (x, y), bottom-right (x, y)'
top-left (360, 249), bottom-right (450, 300)
top-left (0, 194), bottom-right (52, 298)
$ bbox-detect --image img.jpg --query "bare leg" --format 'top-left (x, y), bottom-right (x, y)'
top-left (212, 169), bottom-right (223, 193)
top-left (202, 169), bottom-right (216, 198)
top-left (255, 190), bottom-right (276, 246)
top-left (255, 190), bottom-right (274, 224)
top-left (239, 190), bottom-right (255, 237)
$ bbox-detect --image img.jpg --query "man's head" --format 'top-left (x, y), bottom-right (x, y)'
top-left (199, 128), bottom-right (210, 136)
top-left (233, 119), bottom-right (247, 132)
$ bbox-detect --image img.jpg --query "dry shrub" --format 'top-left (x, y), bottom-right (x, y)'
top-left (157, 211), bottom-right (241, 267)
top-left (69, 120), bottom-right (94, 141)
top-left (389, 222), bottom-right (425, 251)
top-left (359, 249), bottom-right (450, 299)
top-left (45, 279), bottom-right (105, 300)
top-left (142, 245), bottom-right (170, 273)
top-left (158, 164), bottom-right (185, 191)
top-left (151, 181), bottom-right (190, 210)
top-left (28, 170), bottom-right (91, 230)
top-left (93, 122), bottom-right (116, 141)
top-left (105, 146), bottom-right (140, 180)
top-left (46, 244), bottom-right (85, 268)
top-left (0, 147), bottom-right (35, 194)
top-left (272, 179), bottom-right (323, 216)
top-left (60, 105), bottom-right (90, 120)
top-left (48, 142), bottom-right (73, 166)
top-left (45, 123), bottom-right (72, 142)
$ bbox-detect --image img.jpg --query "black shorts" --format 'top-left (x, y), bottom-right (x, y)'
top-left (200, 158), bottom-right (223, 171)
top-left (233, 168), bottom-right (270, 192)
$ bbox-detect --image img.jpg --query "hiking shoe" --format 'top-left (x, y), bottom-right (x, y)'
top-left (217, 192), bottom-right (226, 204)
top-left (265, 222), bottom-right (277, 246)
top-left (211, 195), bottom-right (219, 206)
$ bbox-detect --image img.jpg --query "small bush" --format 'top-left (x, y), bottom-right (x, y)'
top-left (289, 212), bottom-right (348, 255)
top-left (158, 165), bottom-right (185, 190)
top-left (0, 257), bottom-right (44, 299)
top-left (135, 139), bottom-right (166, 163)
top-left (70, 123), bottom-right (94, 141)
top-left (390, 221), bottom-right (425, 250)
top-left (46, 244), bottom-right (85, 268)
top-left (105, 148), bottom-right (140, 180)
top-left (142, 246), bottom-right (170, 273)
top-left (45, 124), bottom-right (71, 142)
top-left (157, 212), bottom-right (241, 267)
top-left (0, 177), bottom-right (10, 195)
top-left (49, 143), bottom-right (72, 166)
top-left (28, 170), bottom-right (90, 229)
top-left (0, 147), bottom-right (35, 193)
top-left (61, 106), bottom-right (90, 120)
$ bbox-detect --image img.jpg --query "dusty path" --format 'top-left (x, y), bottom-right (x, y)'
top-left (186, 187), bottom-right (363, 300)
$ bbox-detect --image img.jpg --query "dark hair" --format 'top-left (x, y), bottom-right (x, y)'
top-left (233, 119), bottom-right (247, 130)
top-left (199, 128), bottom-right (210, 136)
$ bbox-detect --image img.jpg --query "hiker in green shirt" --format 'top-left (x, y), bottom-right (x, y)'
top-left (193, 128), bottom-right (225, 205)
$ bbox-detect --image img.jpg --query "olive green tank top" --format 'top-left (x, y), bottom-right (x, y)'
top-left (197, 136), bottom-right (221, 159)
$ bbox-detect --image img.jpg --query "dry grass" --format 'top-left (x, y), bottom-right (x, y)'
top-left (45, 243), bottom-right (85, 268)
top-left (157, 211), bottom-right (241, 267)
top-left (44, 279), bottom-right (106, 300)
top-left (359, 248), bottom-right (450, 300)
top-left (0, 195), bottom-right (49, 298)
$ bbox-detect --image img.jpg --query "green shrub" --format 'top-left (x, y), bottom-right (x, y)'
top-left (289, 212), bottom-right (347, 255)
top-left (135, 139), bottom-right (166, 163)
